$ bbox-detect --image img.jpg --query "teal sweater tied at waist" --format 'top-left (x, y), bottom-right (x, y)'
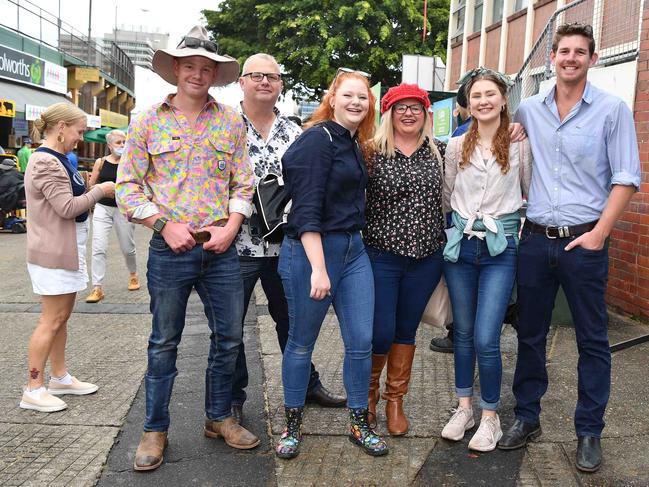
top-left (443, 211), bottom-right (521, 263)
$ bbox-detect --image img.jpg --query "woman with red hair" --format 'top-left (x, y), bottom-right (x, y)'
top-left (275, 69), bottom-right (388, 459)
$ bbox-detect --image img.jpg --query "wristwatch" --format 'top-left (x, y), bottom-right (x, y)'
top-left (152, 217), bottom-right (169, 234)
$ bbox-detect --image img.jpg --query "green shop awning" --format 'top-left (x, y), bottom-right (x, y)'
top-left (84, 126), bottom-right (128, 144)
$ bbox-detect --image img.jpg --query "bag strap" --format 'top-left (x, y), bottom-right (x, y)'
top-left (321, 126), bottom-right (333, 142)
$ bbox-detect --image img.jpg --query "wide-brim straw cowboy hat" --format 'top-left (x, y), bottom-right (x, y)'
top-left (152, 25), bottom-right (239, 87)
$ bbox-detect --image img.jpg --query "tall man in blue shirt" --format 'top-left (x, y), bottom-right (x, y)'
top-left (498, 24), bottom-right (641, 473)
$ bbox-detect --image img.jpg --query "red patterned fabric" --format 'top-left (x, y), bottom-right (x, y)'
top-left (380, 83), bottom-right (431, 114)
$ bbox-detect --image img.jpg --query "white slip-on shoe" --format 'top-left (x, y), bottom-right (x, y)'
top-left (48, 376), bottom-right (98, 396)
top-left (20, 387), bottom-right (67, 412)
top-left (468, 414), bottom-right (503, 452)
top-left (441, 407), bottom-right (475, 441)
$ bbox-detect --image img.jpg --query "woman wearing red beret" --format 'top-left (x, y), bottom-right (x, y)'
top-left (364, 83), bottom-right (446, 435)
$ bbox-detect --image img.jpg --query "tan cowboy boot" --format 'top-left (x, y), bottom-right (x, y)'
top-left (382, 344), bottom-right (416, 436)
top-left (368, 354), bottom-right (387, 428)
top-left (133, 431), bottom-right (168, 471)
top-left (204, 417), bottom-right (260, 449)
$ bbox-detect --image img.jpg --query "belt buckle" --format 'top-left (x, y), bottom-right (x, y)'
top-left (545, 226), bottom-right (557, 239)
top-left (192, 231), bottom-right (211, 244)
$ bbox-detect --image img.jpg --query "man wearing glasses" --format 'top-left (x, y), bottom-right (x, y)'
top-left (232, 54), bottom-right (346, 425)
top-left (498, 23), bottom-right (640, 472)
top-left (117, 26), bottom-right (258, 472)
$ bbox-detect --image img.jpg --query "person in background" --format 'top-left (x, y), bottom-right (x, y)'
top-left (66, 150), bottom-right (78, 170)
top-left (85, 129), bottom-right (139, 303)
top-left (20, 102), bottom-right (114, 413)
top-left (365, 83), bottom-right (445, 436)
top-left (441, 68), bottom-right (531, 452)
top-left (17, 137), bottom-right (33, 172)
top-left (275, 69), bottom-right (388, 459)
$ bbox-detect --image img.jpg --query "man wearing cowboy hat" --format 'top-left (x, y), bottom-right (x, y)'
top-left (116, 25), bottom-right (257, 472)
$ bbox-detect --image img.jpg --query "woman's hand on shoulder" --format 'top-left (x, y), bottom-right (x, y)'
top-left (509, 123), bottom-right (527, 142)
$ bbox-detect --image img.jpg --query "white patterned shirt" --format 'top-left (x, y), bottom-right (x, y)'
top-left (235, 104), bottom-right (303, 257)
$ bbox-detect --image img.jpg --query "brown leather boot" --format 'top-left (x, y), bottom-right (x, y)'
top-left (368, 354), bottom-right (387, 428)
top-left (382, 344), bottom-right (416, 436)
top-left (204, 417), bottom-right (260, 449)
top-left (133, 431), bottom-right (168, 471)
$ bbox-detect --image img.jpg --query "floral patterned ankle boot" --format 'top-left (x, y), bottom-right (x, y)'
top-left (348, 407), bottom-right (389, 456)
top-left (275, 407), bottom-right (303, 459)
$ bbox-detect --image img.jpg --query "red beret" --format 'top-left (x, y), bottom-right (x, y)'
top-left (380, 83), bottom-right (431, 114)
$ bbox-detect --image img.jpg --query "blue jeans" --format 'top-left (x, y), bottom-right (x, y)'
top-left (513, 226), bottom-right (610, 437)
top-left (144, 234), bottom-right (244, 431)
top-left (366, 246), bottom-right (443, 354)
top-left (231, 256), bottom-right (321, 406)
top-left (278, 232), bottom-right (374, 409)
top-left (444, 235), bottom-right (517, 411)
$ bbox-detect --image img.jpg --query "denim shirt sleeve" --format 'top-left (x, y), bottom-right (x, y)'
top-left (282, 127), bottom-right (334, 237)
top-left (606, 101), bottom-right (641, 190)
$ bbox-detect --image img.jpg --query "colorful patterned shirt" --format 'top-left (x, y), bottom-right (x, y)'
top-left (234, 104), bottom-right (302, 257)
top-left (116, 94), bottom-right (253, 230)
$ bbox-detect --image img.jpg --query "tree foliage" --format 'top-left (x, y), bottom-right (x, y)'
top-left (203, 0), bottom-right (449, 99)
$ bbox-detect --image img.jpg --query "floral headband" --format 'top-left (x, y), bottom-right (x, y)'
top-left (456, 67), bottom-right (514, 91)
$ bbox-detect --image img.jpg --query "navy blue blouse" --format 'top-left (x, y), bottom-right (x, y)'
top-left (282, 121), bottom-right (368, 238)
top-left (35, 147), bottom-right (88, 222)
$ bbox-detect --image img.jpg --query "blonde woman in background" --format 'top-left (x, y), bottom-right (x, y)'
top-left (21, 102), bottom-right (114, 412)
top-left (85, 129), bottom-right (139, 303)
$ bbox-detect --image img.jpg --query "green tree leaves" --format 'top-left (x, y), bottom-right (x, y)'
top-left (203, 0), bottom-right (449, 99)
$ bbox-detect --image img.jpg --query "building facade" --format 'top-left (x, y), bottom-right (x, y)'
top-left (102, 28), bottom-right (170, 70)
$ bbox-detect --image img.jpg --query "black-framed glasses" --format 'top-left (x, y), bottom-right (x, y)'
top-left (178, 36), bottom-right (218, 53)
top-left (242, 72), bottom-right (282, 83)
top-left (393, 103), bottom-right (424, 115)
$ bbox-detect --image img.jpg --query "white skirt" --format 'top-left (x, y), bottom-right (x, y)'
top-left (27, 220), bottom-right (89, 296)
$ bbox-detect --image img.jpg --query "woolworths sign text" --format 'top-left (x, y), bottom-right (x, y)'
top-left (0, 45), bottom-right (67, 94)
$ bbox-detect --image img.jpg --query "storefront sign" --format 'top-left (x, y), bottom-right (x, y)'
top-left (75, 67), bottom-right (100, 82)
top-left (99, 108), bottom-right (128, 128)
top-left (432, 97), bottom-right (454, 143)
top-left (12, 119), bottom-right (29, 136)
top-left (0, 97), bottom-right (16, 117)
top-left (87, 114), bottom-right (101, 128)
top-left (0, 44), bottom-right (67, 94)
top-left (25, 104), bottom-right (47, 121)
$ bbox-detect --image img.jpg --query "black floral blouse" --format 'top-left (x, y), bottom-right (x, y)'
top-left (364, 138), bottom-right (446, 259)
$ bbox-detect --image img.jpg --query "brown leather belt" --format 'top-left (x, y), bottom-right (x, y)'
top-left (523, 219), bottom-right (598, 239)
top-left (192, 231), bottom-right (211, 244)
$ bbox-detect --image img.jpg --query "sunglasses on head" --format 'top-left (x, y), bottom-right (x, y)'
top-left (333, 67), bottom-right (371, 83)
top-left (177, 36), bottom-right (218, 53)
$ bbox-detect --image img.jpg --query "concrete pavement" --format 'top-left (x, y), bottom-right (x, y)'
top-left (1, 225), bottom-right (649, 486)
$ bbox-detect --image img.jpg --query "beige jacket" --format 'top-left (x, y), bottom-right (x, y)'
top-left (25, 151), bottom-right (105, 270)
top-left (443, 136), bottom-right (532, 236)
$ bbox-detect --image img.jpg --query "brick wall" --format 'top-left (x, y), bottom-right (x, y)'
top-left (607, 1), bottom-right (649, 318)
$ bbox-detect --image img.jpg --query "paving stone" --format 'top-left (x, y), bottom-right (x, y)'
top-left (0, 313), bottom-right (148, 427)
top-left (0, 423), bottom-right (117, 486)
top-left (274, 436), bottom-right (434, 487)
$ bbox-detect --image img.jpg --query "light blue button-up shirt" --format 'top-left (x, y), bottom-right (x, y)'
top-left (514, 82), bottom-right (640, 226)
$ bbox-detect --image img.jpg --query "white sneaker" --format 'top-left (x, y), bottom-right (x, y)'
top-left (48, 376), bottom-right (98, 396)
top-left (468, 414), bottom-right (503, 452)
top-left (441, 407), bottom-right (475, 441)
top-left (20, 387), bottom-right (67, 413)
